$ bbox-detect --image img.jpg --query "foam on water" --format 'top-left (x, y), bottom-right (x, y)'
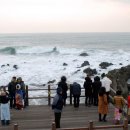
top-left (0, 33), bottom-right (130, 104)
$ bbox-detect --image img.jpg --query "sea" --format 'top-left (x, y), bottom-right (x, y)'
top-left (0, 32), bottom-right (130, 104)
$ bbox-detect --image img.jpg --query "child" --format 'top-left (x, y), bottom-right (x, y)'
top-left (0, 87), bottom-right (10, 126)
top-left (15, 84), bottom-right (23, 110)
top-left (113, 90), bottom-right (125, 124)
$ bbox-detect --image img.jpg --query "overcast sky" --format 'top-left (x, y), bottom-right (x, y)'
top-left (0, 0), bottom-right (130, 33)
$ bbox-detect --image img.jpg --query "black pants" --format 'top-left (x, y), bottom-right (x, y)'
top-left (55, 112), bottom-right (61, 128)
top-left (85, 95), bottom-right (92, 106)
top-left (10, 94), bottom-right (16, 108)
top-left (73, 95), bottom-right (80, 107)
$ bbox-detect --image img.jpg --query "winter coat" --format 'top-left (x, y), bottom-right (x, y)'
top-left (92, 81), bottom-right (101, 96)
top-left (8, 81), bottom-right (17, 95)
top-left (114, 96), bottom-right (125, 109)
top-left (98, 94), bottom-right (108, 114)
top-left (84, 78), bottom-right (92, 96)
top-left (128, 95), bottom-right (130, 108)
top-left (58, 81), bottom-right (68, 99)
top-left (52, 93), bottom-right (64, 113)
top-left (71, 82), bottom-right (81, 96)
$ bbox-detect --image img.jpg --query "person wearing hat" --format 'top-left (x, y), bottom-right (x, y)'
top-left (0, 87), bottom-right (10, 125)
top-left (15, 84), bottom-right (24, 110)
top-left (52, 87), bottom-right (64, 128)
top-left (113, 90), bottom-right (125, 124)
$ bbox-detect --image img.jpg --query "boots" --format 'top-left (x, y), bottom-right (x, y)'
top-left (99, 113), bottom-right (102, 121)
top-left (103, 114), bottom-right (107, 122)
top-left (6, 120), bottom-right (10, 125)
top-left (1, 120), bottom-right (5, 126)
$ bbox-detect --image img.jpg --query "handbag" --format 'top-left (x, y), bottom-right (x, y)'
top-left (119, 108), bottom-right (122, 113)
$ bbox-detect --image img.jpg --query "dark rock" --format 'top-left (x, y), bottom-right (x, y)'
top-left (7, 64), bottom-right (10, 66)
top-left (119, 63), bottom-right (123, 65)
top-left (48, 80), bottom-right (56, 84)
top-left (13, 65), bottom-right (18, 69)
top-left (99, 62), bottom-right (113, 69)
top-left (107, 65), bottom-right (130, 97)
top-left (73, 59), bottom-right (78, 62)
top-left (63, 63), bottom-right (68, 66)
top-left (79, 53), bottom-right (89, 56)
top-left (73, 69), bottom-right (81, 74)
top-left (80, 61), bottom-right (90, 67)
top-left (1, 65), bottom-right (5, 68)
top-left (83, 67), bottom-right (97, 75)
top-left (43, 84), bottom-right (46, 86)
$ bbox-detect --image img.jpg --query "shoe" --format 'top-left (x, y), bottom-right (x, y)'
top-left (103, 119), bottom-right (107, 122)
top-left (6, 120), bottom-right (10, 125)
top-left (99, 119), bottom-right (102, 122)
top-left (1, 120), bottom-right (5, 126)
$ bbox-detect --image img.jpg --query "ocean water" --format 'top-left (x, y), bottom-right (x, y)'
top-left (0, 32), bottom-right (130, 104)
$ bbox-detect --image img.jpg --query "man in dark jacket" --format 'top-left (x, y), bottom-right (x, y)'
top-left (58, 76), bottom-right (68, 106)
top-left (52, 87), bottom-right (64, 128)
top-left (8, 76), bottom-right (17, 108)
top-left (70, 82), bottom-right (81, 108)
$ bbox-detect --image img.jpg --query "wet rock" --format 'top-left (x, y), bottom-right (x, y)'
top-left (83, 67), bottom-right (97, 75)
top-left (1, 65), bottom-right (5, 68)
top-left (107, 65), bottom-right (130, 97)
top-left (99, 62), bottom-right (113, 69)
top-left (79, 53), bottom-right (89, 56)
top-left (80, 61), bottom-right (90, 67)
top-left (63, 63), bottom-right (68, 66)
top-left (13, 65), bottom-right (18, 69)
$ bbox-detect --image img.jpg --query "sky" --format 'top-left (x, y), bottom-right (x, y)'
top-left (0, 0), bottom-right (130, 33)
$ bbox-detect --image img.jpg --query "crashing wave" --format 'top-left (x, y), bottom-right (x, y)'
top-left (0, 47), bottom-right (16, 55)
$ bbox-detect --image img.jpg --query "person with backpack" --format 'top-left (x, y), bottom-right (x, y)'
top-left (70, 82), bottom-right (81, 108)
top-left (52, 87), bottom-right (64, 128)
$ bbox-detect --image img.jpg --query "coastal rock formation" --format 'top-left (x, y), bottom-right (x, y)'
top-left (107, 65), bottom-right (130, 97)
top-left (99, 62), bottom-right (113, 69)
top-left (83, 67), bottom-right (97, 75)
top-left (80, 61), bottom-right (90, 67)
top-left (63, 63), bottom-right (68, 66)
top-left (79, 52), bottom-right (89, 56)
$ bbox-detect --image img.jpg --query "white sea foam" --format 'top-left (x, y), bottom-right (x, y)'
top-left (0, 33), bottom-right (130, 105)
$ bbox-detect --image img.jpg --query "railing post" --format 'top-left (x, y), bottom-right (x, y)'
top-left (14, 124), bottom-right (18, 130)
top-left (123, 118), bottom-right (128, 130)
top-left (25, 85), bottom-right (29, 106)
top-left (89, 120), bottom-right (93, 130)
top-left (52, 122), bottom-right (56, 130)
top-left (48, 85), bottom-right (51, 106)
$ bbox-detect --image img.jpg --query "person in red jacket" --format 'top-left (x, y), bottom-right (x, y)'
top-left (127, 92), bottom-right (130, 124)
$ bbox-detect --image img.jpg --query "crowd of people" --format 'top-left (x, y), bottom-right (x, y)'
top-left (52, 74), bottom-right (130, 128)
top-left (0, 76), bottom-right (26, 126)
top-left (0, 74), bottom-right (130, 128)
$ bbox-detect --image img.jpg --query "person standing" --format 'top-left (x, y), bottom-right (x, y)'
top-left (0, 87), bottom-right (10, 126)
top-left (92, 76), bottom-right (101, 106)
top-left (98, 87), bottom-right (108, 122)
top-left (8, 76), bottom-right (17, 109)
top-left (84, 75), bottom-right (93, 106)
top-left (58, 76), bottom-right (68, 106)
top-left (113, 90), bottom-right (125, 124)
top-left (52, 87), bottom-right (64, 128)
top-left (101, 73), bottom-right (112, 102)
top-left (17, 77), bottom-right (26, 107)
top-left (70, 82), bottom-right (81, 108)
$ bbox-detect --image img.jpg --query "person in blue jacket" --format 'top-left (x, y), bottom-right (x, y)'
top-left (52, 87), bottom-right (64, 128)
top-left (70, 82), bottom-right (81, 108)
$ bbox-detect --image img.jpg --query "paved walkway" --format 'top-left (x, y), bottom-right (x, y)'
top-left (0, 104), bottom-right (129, 130)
